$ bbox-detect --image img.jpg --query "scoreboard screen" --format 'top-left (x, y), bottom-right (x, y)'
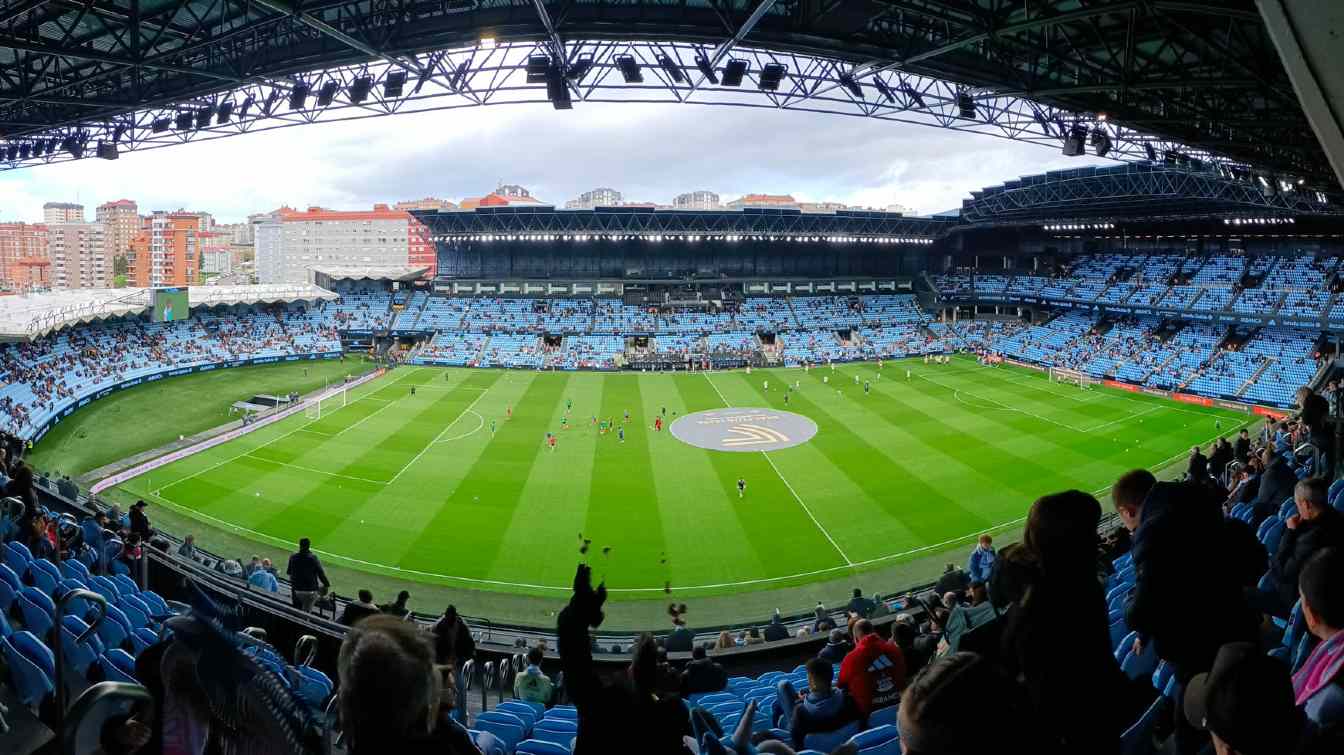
top-left (152, 287), bottom-right (190, 322)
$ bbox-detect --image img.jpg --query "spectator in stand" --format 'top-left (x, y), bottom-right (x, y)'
top-left (1254, 447), bottom-right (1300, 525)
top-left (939, 582), bottom-right (998, 656)
top-left (340, 590), bottom-right (382, 626)
top-left (1120, 475), bottom-right (1265, 754)
top-left (817, 628), bottom-right (852, 664)
top-left (838, 618), bottom-right (906, 717)
top-left (763, 609), bottom-right (790, 642)
top-left (514, 646), bottom-right (555, 705)
top-left (1210, 438), bottom-right (1234, 481)
top-left (1235, 428), bottom-right (1253, 463)
top-left (1294, 548), bottom-right (1344, 729)
top-left (56, 474), bottom-right (78, 500)
top-left (557, 564), bottom-right (691, 755)
top-left (680, 646), bottom-right (728, 696)
top-left (898, 652), bottom-right (1036, 754)
top-left (666, 615), bottom-right (694, 653)
top-left (967, 534), bottom-right (996, 584)
top-left (432, 604), bottom-right (475, 725)
top-left (1271, 479), bottom-right (1344, 615)
top-left (813, 603), bottom-right (836, 633)
top-left (933, 562), bottom-right (970, 596)
top-left (247, 559), bottom-right (279, 592)
top-left (24, 512), bottom-right (55, 560)
top-left (176, 533), bottom-right (197, 560)
top-left (744, 627), bottom-right (764, 646)
top-left (243, 555), bottom-right (262, 579)
top-left (776, 657), bottom-right (862, 751)
top-left (381, 589), bottom-right (412, 618)
top-left (1188, 445), bottom-right (1210, 481)
top-left (846, 588), bottom-right (875, 619)
top-left (869, 593), bottom-right (891, 618)
top-left (5, 462), bottom-right (36, 532)
top-left (1183, 642), bottom-right (1307, 755)
top-left (128, 500), bottom-right (153, 541)
top-left (286, 537), bottom-right (329, 612)
top-left (715, 630), bottom-right (736, 650)
top-left (1000, 490), bottom-right (1147, 753)
top-left (337, 615), bottom-right (482, 755)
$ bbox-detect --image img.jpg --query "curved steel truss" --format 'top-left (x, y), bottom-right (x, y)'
top-left (0, 0), bottom-right (1330, 189)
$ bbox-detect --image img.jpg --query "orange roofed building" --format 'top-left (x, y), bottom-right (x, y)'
top-left (0, 222), bottom-right (50, 292)
top-left (128, 212), bottom-right (205, 287)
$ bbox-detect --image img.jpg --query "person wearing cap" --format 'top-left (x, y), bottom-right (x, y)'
top-left (817, 628), bottom-right (853, 664)
top-left (129, 499), bottom-right (153, 541)
top-left (762, 609), bottom-right (790, 642)
top-left (1293, 548), bottom-right (1344, 727)
top-left (1184, 642), bottom-right (1306, 755)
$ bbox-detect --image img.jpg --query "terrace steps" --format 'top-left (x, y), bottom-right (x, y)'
top-left (1236, 358), bottom-right (1274, 397)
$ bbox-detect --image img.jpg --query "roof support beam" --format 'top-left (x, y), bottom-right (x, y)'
top-left (249, 0), bottom-right (426, 78)
top-left (685, 0), bottom-right (778, 97)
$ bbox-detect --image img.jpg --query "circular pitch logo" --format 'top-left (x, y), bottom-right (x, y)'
top-left (670, 408), bottom-right (818, 452)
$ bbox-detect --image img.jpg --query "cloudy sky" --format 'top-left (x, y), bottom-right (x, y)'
top-left (0, 102), bottom-right (1111, 224)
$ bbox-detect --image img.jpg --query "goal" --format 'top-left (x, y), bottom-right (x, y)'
top-left (1049, 367), bottom-right (1097, 389)
top-left (304, 387), bottom-right (346, 420)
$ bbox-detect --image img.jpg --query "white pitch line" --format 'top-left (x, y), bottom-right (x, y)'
top-left (386, 388), bottom-right (491, 484)
top-left (1081, 405), bottom-right (1164, 434)
top-left (331, 394), bottom-right (402, 438)
top-left (431, 409), bottom-right (485, 445)
top-left (243, 454), bottom-right (389, 486)
top-left (702, 372), bottom-right (854, 567)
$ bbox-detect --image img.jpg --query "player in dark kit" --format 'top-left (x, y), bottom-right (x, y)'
top-left (737, 478), bottom-right (746, 499)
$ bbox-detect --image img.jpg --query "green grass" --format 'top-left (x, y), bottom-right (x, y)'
top-left (93, 356), bottom-right (1251, 626)
top-left (29, 357), bottom-right (369, 478)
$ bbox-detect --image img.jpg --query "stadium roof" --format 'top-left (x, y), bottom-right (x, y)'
top-left (0, 284), bottom-right (337, 342)
top-left (310, 266), bottom-right (430, 282)
top-left (0, 2), bottom-right (1334, 190)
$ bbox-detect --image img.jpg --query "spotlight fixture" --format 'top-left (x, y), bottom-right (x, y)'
top-left (838, 74), bottom-right (863, 99)
top-left (758, 62), bottom-right (786, 91)
top-left (384, 71), bottom-right (407, 98)
top-left (956, 90), bottom-right (976, 119)
top-left (526, 56), bottom-right (551, 84)
top-left (658, 55), bottom-right (685, 84)
top-left (565, 57), bottom-right (593, 81)
top-left (546, 67), bottom-right (572, 110)
top-left (1144, 143), bottom-right (1157, 162)
top-left (871, 77), bottom-right (895, 103)
top-left (694, 55), bottom-right (718, 84)
top-left (1090, 128), bottom-right (1111, 157)
top-left (175, 111), bottom-right (193, 130)
top-left (616, 55), bottom-right (643, 83)
top-left (195, 106), bottom-right (213, 128)
top-left (348, 76), bottom-right (373, 103)
top-left (112, 124), bottom-right (128, 142)
top-left (317, 80), bottom-right (339, 106)
top-left (96, 141), bottom-right (118, 160)
top-left (217, 100), bottom-right (235, 123)
top-left (288, 83), bottom-right (309, 110)
top-left (152, 117), bottom-right (171, 133)
top-left (239, 95), bottom-right (255, 118)
top-left (721, 59), bottom-right (748, 87)
top-left (1062, 123), bottom-right (1087, 156)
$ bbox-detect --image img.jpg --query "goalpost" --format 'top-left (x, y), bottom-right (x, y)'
top-left (1048, 367), bottom-right (1097, 389)
top-left (304, 387), bottom-right (346, 420)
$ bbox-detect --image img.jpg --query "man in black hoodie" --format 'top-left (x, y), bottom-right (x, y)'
top-left (1271, 478), bottom-right (1344, 614)
top-left (680, 646), bottom-right (727, 696)
top-left (286, 537), bottom-right (329, 611)
top-left (558, 564), bottom-right (690, 755)
top-left (1252, 447), bottom-right (1299, 525)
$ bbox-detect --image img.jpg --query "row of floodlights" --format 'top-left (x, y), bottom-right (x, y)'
top-left (434, 234), bottom-right (934, 244)
top-left (1043, 223), bottom-right (1116, 231)
top-left (1223, 217), bottom-right (1295, 226)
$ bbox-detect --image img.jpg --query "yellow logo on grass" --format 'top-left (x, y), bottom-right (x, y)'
top-left (723, 424), bottom-right (790, 446)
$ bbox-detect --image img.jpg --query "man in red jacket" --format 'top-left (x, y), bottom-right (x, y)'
top-left (837, 619), bottom-right (907, 716)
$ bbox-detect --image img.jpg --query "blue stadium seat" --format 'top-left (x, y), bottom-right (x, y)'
top-left (3, 630), bottom-right (56, 707)
top-left (292, 664), bottom-right (333, 709)
top-left (60, 614), bottom-right (107, 678)
top-left (110, 573), bottom-right (141, 596)
top-left (0, 561), bottom-right (21, 613)
top-left (98, 649), bottom-right (138, 684)
top-left (3, 540), bottom-right (32, 576)
top-left (497, 700), bottom-right (540, 730)
top-left (1279, 498), bottom-right (1297, 521)
top-left (87, 575), bottom-right (121, 605)
top-left (1120, 695), bottom-right (1166, 755)
top-left (868, 704), bottom-right (899, 729)
top-left (1119, 637), bottom-right (1160, 681)
top-left (58, 556), bottom-right (91, 584)
top-left (543, 705), bottom-right (578, 721)
top-left (130, 627), bottom-right (159, 656)
top-left (531, 718), bottom-right (577, 748)
top-left (1152, 662), bottom-right (1174, 693)
top-left (516, 740), bottom-right (570, 755)
top-left (119, 594), bottom-right (152, 630)
top-left (1109, 617), bottom-right (1129, 651)
top-left (469, 729), bottom-right (507, 755)
top-left (803, 720), bottom-right (862, 752)
top-left (28, 557), bottom-right (61, 595)
top-left (54, 578), bottom-right (91, 616)
top-left (1260, 519), bottom-right (1286, 557)
top-left (96, 602), bottom-right (134, 652)
top-left (474, 710), bottom-right (527, 751)
top-left (847, 724), bottom-right (901, 755)
top-left (18, 585), bottom-right (56, 639)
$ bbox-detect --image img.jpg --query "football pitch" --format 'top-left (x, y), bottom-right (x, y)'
top-left (114, 356), bottom-right (1251, 601)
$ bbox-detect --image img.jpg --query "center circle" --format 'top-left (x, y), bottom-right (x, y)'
top-left (669, 408), bottom-right (819, 452)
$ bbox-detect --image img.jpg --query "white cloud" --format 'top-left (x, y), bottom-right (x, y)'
top-left (0, 102), bottom-right (1112, 222)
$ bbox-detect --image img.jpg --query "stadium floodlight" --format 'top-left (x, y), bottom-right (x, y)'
top-left (658, 55), bottom-right (685, 84)
top-left (348, 76), bottom-right (373, 103)
top-left (566, 57), bottom-right (593, 81)
top-left (901, 83), bottom-right (927, 109)
top-left (30, 142), bottom-right (42, 157)
top-left (1063, 124), bottom-right (1087, 156)
top-left (289, 83), bottom-right (310, 110)
top-left (45, 138), bottom-right (57, 154)
top-left (616, 55), bottom-right (644, 83)
top-left (721, 59), bottom-right (748, 87)
top-left (196, 107), bottom-right (213, 129)
top-left (217, 100), bottom-right (234, 123)
top-left (1090, 129), bottom-right (1111, 157)
top-left (175, 111), bottom-right (194, 130)
top-left (839, 74), bottom-right (863, 99)
top-left (112, 124), bottom-right (128, 142)
top-left (240, 95), bottom-right (255, 118)
top-left (263, 90), bottom-right (280, 115)
top-left (694, 55), bottom-right (719, 84)
top-left (758, 63), bottom-right (786, 91)
top-left (526, 56), bottom-right (551, 84)
top-left (4, 144), bottom-right (15, 161)
top-left (317, 81), bottom-right (339, 106)
top-left (384, 71), bottom-right (407, 98)
top-left (151, 117), bottom-right (170, 133)
top-left (1144, 143), bottom-right (1157, 162)
top-left (872, 77), bottom-right (895, 103)
top-left (18, 143), bottom-right (29, 159)
top-left (956, 90), bottom-right (976, 119)
top-left (96, 141), bottom-right (118, 160)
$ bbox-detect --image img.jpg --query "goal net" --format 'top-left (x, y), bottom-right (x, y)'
top-left (304, 387), bottom-right (346, 420)
top-left (1049, 367), bottom-right (1096, 389)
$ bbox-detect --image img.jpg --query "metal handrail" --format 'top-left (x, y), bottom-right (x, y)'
top-left (53, 588), bottom-right (109, 742)
top-left (61, 682), bottom-right (154, 755)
